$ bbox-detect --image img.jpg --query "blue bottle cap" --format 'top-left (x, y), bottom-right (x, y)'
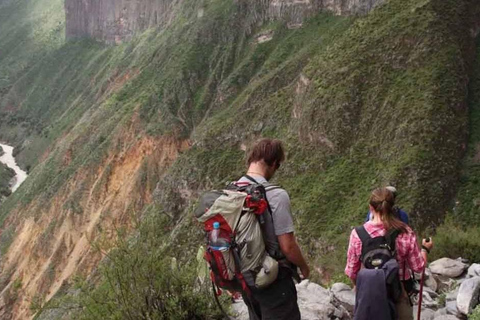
top-left (213, 222), bottom-right (220, 229)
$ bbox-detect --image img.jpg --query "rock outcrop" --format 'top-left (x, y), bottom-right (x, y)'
top-left (65, 0), bottom-right (179, 44)
top-left (65, 0), bottom-right (387, 44)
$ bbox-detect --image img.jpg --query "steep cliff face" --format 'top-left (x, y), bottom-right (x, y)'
top-left (65, 0), bottom-right (385, 44)
top-left (65, 0), bottom-right (180, 44)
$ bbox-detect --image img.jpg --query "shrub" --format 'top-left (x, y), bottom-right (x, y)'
top-left (76, 213), bottom-right (229, 320)
top-left (471, 305), bottom-right (480, 320)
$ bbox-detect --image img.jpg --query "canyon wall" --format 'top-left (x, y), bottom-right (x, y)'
top-left (65, 0), bottom-right (181, 44)
top-left (65, 0), bottom-right (386, 44)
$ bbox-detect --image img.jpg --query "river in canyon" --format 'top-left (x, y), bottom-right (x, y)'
top-left (0, 143), bottom-right (28, 192)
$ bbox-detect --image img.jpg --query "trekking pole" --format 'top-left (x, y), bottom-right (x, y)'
top-left (417, 237), bottom-right (430, 320)
top-left (417, 266), bottom-right (425, 320)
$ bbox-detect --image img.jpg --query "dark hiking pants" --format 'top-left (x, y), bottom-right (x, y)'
top-left (242, 268), bottom-right (301, 320)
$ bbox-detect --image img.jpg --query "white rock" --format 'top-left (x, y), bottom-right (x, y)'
top-left (413, 308), bottom-right (435, 320)
top-left (430, 258), bottom-right (468, 278)
top-left (425, 268), bottom-right (438, 292)
top-left (456, 276), bottom-right (480, 315)
top-left (333, 305), bottom-right (347, 319)
top-left (446, 288), bottom-right (459, 302)
top-left (433, 316), bottom-right (461, 320)
top-left (468, 264), bottom-right (480, 278)
top-left (232, 300), bottom-right (249, 320)
top-left (445, 300), bottom-right (458, 316)
top-left (330, 282), bottom-right (355, 313)
top-left (433, 274), bottom-right (457, 293)
top-left (233, 280), bottom-right (338, 320)
top-left (420, 291), bottom-right (438, 309)
top-left (434, 307), bottom-right (447, 317)
top-left (296, 280), bottom-right (338, 320)
top-left (423, 286), bottom-right (439, 299)
top-left (296, 280), bottom-right (331, 305)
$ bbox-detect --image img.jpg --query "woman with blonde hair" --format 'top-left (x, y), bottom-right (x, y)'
top-left (345, 187), bottom-right (433, 320)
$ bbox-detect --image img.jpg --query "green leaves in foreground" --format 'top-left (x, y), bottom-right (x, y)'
top-left (78, 257), bottom-right (225, 320)
top-left (48, 213), bottom-right (229, 320)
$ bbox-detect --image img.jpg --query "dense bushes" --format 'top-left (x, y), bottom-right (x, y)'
top-left (41, 212), bottom-right (228, 320)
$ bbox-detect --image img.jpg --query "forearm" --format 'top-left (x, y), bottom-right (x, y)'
top-left (422, 250), bottom-right (428, 265)
top-left (283, 241), bottom-right (308, 269)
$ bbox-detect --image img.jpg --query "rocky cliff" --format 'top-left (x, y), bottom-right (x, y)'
top-left (65, 0), bottom-right (180, 44)
top-left (65, 0), bottom-right (386, 44)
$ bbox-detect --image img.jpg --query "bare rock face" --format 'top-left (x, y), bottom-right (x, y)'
top-left (65, 0), bottom-right (180, 44)
top-left (65, 0), bottom-right (387, 44)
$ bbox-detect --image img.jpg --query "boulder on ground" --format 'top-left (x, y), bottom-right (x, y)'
top-left (434, 307), bottom-right (447, 317)
top-left (423, 286), bottom-right (439, 299)
top-left (468, 264), bottom-right (480, 278)
top-left (233, 280), bottom-right (340, 320)
top-left (424, 268), bottom-right (438, 292)
top-left (296, 280), bottom-right (340, 320)
top-left (433, 274), bottom-right (457, 293)
top-left (330, 282), bottom-right (355, 313)
top-left (232, 300), bottom-right (249, 320)
top-left (457, 276), bottom-right (480, 316)
top-left (434, 316), bottom-right (462, 320)
top-left (419, 290), bottom-right (438, 309)
top-left (413, 307), bottom-right (435, 320)
top-left (446, 288), bottom-right (459, 302)
top-left (430, 258), bottom-right (468, 278)
top-left (445, 300), bottom-right (458, 316)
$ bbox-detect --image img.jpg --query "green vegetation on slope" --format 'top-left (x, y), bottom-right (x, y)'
top-left (34, 212), bottom-right (227, 320)
top-left (158, 0), bottom-right (479, 277)
top-left (0, 0), bottom-right (64, 169)
top-left (432, 36), bottom-right (480, 262)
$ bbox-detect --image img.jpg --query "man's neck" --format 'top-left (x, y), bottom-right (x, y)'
top-left (246, 162), bottom-right (268, 180)
top-left (246, 171), bottom-right (265, 178)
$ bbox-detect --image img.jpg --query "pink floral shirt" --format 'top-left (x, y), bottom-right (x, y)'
top-left (345, 221), bottom-right (425, 280)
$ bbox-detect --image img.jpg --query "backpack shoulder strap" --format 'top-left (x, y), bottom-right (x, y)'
top-left (243, 175), bottom-right (282, 190)
top-left (385, 229), bottom-right (401, 252)
top-left (355, 226), bottom-right (371, 244)
top-left (244, 175), bottom-right (259, 184)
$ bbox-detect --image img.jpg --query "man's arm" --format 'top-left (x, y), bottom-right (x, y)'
top-left (278, 232), bottom-right (310, 279)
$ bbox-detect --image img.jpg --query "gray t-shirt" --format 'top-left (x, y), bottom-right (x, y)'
top-left (238, 175), bottom-right (295, 236)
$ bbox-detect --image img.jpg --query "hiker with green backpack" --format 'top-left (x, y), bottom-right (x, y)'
top-left (195, 138), bottom-right (309, 320)
top-left (345, 187), bottom-right (433, 320)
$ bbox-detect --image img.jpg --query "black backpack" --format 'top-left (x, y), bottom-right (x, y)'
top-left (355, 226), bottom-right (403, 303)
